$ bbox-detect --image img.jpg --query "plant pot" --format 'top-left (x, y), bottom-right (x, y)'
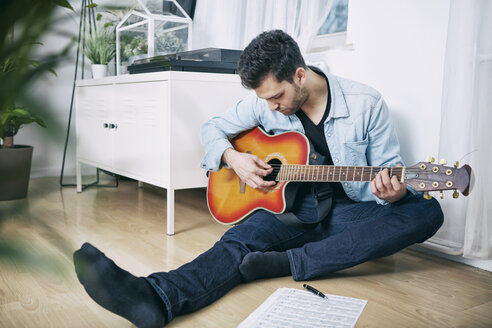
top-left (0, 145), bottom-right (33, 201)
top-left (91, 64), bottom-right (108, 79)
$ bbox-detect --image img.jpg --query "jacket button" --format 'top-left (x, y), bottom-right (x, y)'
top-left (311, 153), bottom-right (317, 160)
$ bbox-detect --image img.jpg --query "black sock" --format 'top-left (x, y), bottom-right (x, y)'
top-left (239, 251), bottom-right (291, 282)
top-left (73, 242), bottom-right (167, 328)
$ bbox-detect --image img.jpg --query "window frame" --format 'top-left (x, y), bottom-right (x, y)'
top-left (307, 31), bottom-right (348, 53)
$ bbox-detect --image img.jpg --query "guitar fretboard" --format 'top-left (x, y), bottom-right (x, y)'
top-left (276, 165), bottom-right (406, 182)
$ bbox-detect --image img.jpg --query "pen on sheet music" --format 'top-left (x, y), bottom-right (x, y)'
top-left (303, 284), bottom-right (326, 298)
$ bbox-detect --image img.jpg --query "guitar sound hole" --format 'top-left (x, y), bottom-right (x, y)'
top-left (264, 158), bottom-right (281, 183)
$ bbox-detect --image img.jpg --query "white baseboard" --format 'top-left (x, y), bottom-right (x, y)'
top-left (31, 168), bottom-right (65, 178)
top-left (31, 166), bottom-right (96, 179)
top-left (411, 244), bottom-right (492, 272)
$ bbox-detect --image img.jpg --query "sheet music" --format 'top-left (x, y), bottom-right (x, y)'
top-left (238, 288), bottom-right (367, 328)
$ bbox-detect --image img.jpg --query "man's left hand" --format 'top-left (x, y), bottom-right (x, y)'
top-left (370, 165), bottom-right (407, 203)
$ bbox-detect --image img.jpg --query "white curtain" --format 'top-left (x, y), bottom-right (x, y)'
top-left (192, 0), bottom-right (332, 53)
top-left (438, 0), bottom-right (492, 259)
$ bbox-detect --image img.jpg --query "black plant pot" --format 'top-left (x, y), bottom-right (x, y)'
top-left (0, 145), bottom-right (33, 201)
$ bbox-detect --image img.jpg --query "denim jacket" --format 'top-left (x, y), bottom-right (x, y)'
top-left (200, 69), bottom-right (409, 205)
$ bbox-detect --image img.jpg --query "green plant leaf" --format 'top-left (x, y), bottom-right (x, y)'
top-left (82, 25), bottom-right (116, 65)
top-left (0, 107), bottom-right (47, 139)
top-left (47, 67), bottom-right (58, 76)
top-left (53, 0), bottom-right (74, 10)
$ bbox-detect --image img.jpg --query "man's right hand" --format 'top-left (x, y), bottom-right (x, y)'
top-left (222, 148), bottom-right (275, 190)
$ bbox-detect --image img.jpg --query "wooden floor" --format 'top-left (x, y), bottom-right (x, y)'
top-left (0, 177), bottom-right (491, 327)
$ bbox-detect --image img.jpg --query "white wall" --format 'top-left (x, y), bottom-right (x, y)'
top-left (308, 0), bottom-right (450, 168)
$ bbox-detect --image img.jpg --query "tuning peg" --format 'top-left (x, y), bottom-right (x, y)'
top-left (438, 158), bottom-right (447, 165)
top-left (453, 190), bottom-right (459, 199)
top-left (426, 156), bottom-right (435, 163)
top-left (423, 192), bottom-right (432, 200)
top-left (440, 191), bottom-right (444, 199)
top-left (454, 161), bottom-right (459, 168)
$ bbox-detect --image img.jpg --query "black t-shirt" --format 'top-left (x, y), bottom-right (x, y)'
top-left (295, 67), bottom-right (347, 198)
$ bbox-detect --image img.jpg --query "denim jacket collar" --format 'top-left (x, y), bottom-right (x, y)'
top-left (326, 74), bottom-right (350, 120)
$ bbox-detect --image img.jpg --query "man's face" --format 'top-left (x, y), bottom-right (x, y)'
top-left (254, 73), bottom-right (308, 116)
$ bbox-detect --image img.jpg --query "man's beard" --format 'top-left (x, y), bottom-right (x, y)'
top-left (282, 84), bottom-right (309, 116)
top-left (293, 84), bottom-right (309, 110)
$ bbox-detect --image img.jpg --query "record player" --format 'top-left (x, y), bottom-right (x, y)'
top-left (128, 48), bottom-right (242, 75)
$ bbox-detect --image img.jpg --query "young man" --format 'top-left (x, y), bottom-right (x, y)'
top-left (73, 30), bottom-right (443, 328)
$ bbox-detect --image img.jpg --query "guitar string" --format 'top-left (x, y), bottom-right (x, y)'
top-left (266, 165), bottom-right (441, 172)
top-left (265, 165), bottom-right (431, 174)
top-left (267, 164), bottom-right (420, 168)
top-left (266, 164), bottom-right (424, 170)
top-left (262, 165), bottom-right (450, 181)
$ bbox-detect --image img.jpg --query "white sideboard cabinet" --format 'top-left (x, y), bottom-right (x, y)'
top-left (75, 71), bottom-right (251, 235)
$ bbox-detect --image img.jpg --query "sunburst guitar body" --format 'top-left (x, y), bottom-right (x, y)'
top-left (207, 128), bottom-right (309, 225)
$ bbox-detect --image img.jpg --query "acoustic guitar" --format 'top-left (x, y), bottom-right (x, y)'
top-left (207, 127), bottom-right (472, 225)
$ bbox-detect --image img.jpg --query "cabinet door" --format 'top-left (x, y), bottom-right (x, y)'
top-left (76, 85), bottom-right (112, 168)
top-left (170, 77), bottom-right (252, 189)
top-left (111, 82), bottom-right (169, 184)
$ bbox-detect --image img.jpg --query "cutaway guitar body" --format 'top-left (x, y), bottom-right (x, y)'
top-left (207, 128), bottom-right (309, 225)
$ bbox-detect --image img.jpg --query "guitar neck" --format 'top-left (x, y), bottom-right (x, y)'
top-left (276, 165), bottom-right (406, 183)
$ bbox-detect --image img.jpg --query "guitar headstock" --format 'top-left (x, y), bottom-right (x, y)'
top-left (405, 159), bottom-right (472, 199)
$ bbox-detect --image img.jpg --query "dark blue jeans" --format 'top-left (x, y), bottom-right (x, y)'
top-left (146, 193), bottom-right (443, 322)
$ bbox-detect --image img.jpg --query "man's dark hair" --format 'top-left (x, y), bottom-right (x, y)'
top-left (237, 30), bottom-right (307, 89)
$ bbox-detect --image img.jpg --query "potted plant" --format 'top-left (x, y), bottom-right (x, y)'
top-left (93, 4), bottom-right (135, 74)
top-left (122, 34), bottom-right (148, 64)
top-left (82, 26), bottom-right (116, 78)
top-left (0, 108), bottom-right (46, 200)
top-left (0, 56), bottom-right (47, 201)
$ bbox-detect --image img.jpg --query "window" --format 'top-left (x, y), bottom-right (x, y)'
top-left (318, 0), bottom-right (348, 35)
top-left (308, 0), bottom-right (349, 52)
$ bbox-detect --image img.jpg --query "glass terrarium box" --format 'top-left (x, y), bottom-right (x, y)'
top-left (116, 0), bottom-right (192, 75)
